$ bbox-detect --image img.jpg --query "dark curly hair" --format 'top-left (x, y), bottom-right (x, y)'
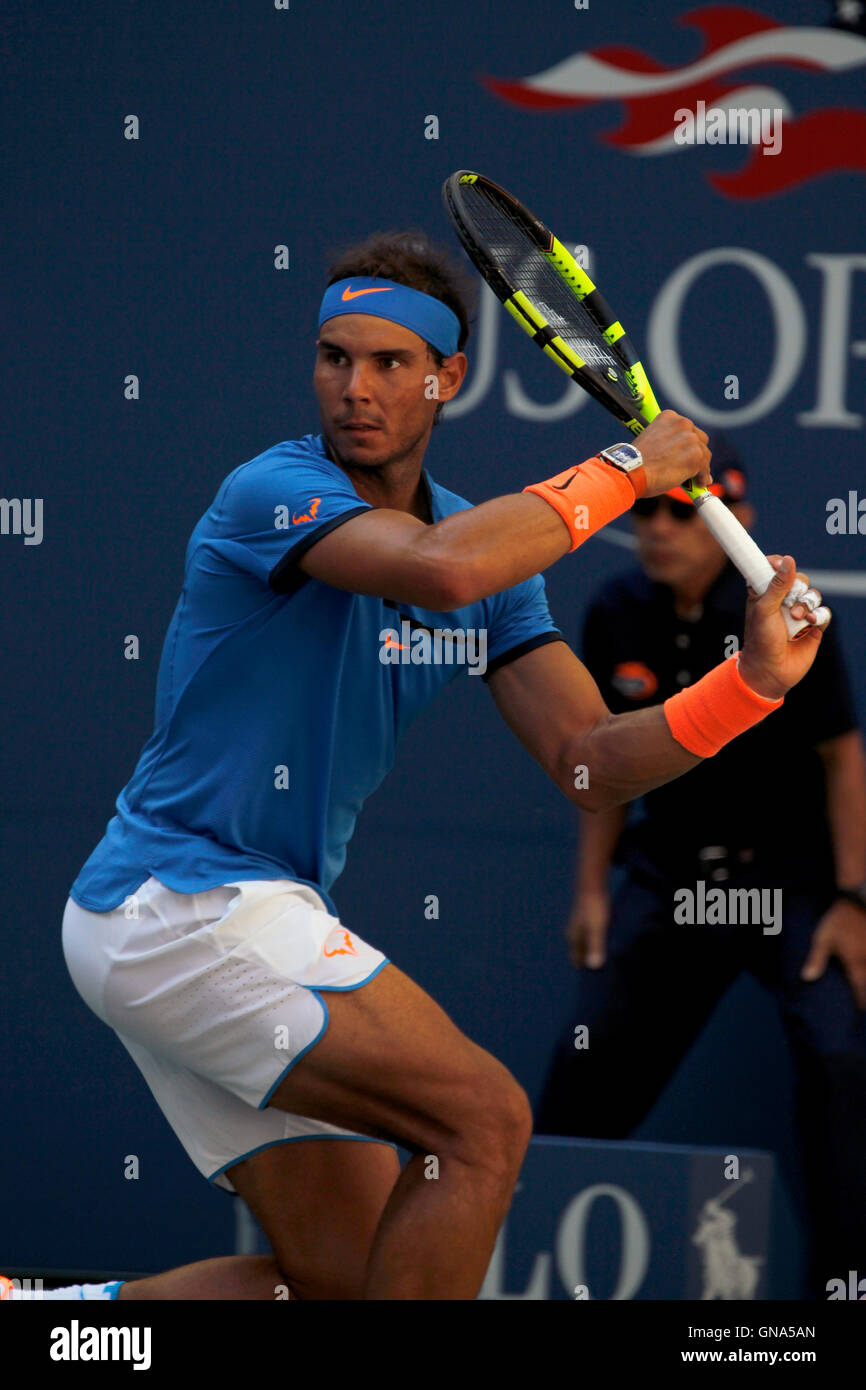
top-left (324, 230), bottom-right (476, 423)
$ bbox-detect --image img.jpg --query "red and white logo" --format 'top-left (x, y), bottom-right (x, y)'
top-left (484, 5), bottom-right (866, 199)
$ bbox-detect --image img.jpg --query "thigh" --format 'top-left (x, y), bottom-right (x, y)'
top-left (227, 1138), bottom-right (401, 1300)
top-left (115, 1028), bottom-right (399, 1195)
top-left (63, 877), bottom-right (391, 1112)
top-left (267, 960), bottom-right (528, 1157)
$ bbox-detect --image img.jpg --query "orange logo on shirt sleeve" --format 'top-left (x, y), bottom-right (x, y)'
top-left (292, 497), bottom-right (322, 525)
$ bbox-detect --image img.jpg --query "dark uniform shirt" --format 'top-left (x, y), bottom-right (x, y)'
top-left (584, 562), bottom-right (857, 885)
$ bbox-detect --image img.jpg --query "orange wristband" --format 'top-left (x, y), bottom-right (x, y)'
top-left (664, 653), bottom-right (784, 758)
top-left (524, 456), bottom-right (636, 552)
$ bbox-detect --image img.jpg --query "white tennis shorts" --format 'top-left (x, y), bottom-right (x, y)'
top-left (61, 876), bottom-right (394, 1192)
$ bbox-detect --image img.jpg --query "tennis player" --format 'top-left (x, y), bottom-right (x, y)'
top-left (42, 233), bottom-right (826, 1301)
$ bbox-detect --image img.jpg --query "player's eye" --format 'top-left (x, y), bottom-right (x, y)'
top-left (327, 349), bottom-right (347, 364)
top-left (381, 357), bottom-right (401, 369)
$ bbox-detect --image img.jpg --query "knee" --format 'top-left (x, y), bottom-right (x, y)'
top-left (452, 1075), bottom-right (533, 1177)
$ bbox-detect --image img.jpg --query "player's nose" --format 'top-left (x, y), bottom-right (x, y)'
top-left (344, 363), bottom-right (373, 398)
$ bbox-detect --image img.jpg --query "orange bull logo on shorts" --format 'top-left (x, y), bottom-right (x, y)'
top-left (323, 927), bottom-right (359, 958)
top-left (612, 661), bottom-right (659, 700)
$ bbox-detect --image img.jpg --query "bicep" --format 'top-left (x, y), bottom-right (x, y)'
top-left (487, 640), bottom-right (610, 782)
top-left (297, 508), bottom-right (456, 609)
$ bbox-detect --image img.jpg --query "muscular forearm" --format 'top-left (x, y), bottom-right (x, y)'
top-left (565, 704), bottom-right (703, 813)
top-left (420, 412), bottom-right (712, 608)
top-left (304, 413), bottom-right (711, 610)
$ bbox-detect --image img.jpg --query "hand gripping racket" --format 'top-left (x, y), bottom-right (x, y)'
top-left (442, 170), bottom-right (817, 639)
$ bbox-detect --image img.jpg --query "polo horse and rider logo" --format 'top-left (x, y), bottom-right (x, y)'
top-left (691, 1167), bottom-right (764, 1299)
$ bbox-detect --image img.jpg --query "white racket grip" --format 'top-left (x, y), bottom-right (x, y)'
top-left (693, 494), bottom-right (810, 640)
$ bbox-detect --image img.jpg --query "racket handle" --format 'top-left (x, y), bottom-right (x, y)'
top-left (693, 494), bottom-right (811, 640)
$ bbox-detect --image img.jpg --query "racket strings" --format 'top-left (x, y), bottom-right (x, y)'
top-left (461, 186), bottom-right (626, 376)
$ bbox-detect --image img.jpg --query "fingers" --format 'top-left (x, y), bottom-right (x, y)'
top-left (696, 458), bottom-right (713, 488)
top-left (766, 557), bottom-right (831, 629)
top-left (800, 933), bottom-right (830, 983)
top-left (679, 413), bottom-right (711, 485)
top-left (763, 554), bottom-right (796, 607)
top-left (582, 910), bottom-right (608, 968)
top-left (685, 418), bottom-right (711, 485)
top-left (584, 936), bottom-right (606, 970)
top-left (801, 927), bottom-right (866, 1007)
top-left (790, 585), bottom-right (830, 629)
top-left (790, 585), bottom-right (823, 622)
top-left (565, 915), bottom-right (607, 969)
top-left (637, 410), bottom-right (713, 495)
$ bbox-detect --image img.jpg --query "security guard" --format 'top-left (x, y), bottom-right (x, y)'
top-left (537, 434), bottom-right (866, 1299)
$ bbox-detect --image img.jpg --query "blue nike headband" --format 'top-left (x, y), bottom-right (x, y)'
top-left (318, 277), bottom-right (461, 357)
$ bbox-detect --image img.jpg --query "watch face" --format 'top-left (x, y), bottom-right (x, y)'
top-left (604, 445), bottom-right (642, 470)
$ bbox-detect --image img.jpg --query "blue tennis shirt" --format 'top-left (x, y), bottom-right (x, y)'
top-left (70, 434), bottom-right (563, 914)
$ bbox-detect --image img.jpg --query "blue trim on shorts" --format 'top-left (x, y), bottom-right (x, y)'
top-left (207, 1133), bottom-right (400, 1191)
top-left (256, 958), bottom-right (391, 1110)
top-left (315, 957), bottom-right (390, 991)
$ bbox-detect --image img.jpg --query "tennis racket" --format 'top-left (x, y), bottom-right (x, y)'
top-left (442, 169), bottom-right (818, 639)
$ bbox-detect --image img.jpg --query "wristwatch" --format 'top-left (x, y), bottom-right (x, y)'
top-left (598, 443), bottom-right (647, 498)
top-left (835, 881), bottom-right (866, 915)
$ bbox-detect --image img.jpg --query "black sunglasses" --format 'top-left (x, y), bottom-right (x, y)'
top-left (632, 496), bottom-right (700, 522)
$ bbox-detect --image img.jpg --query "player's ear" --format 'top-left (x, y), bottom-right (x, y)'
top-left (435, 352), bottom-right (468, 403)
top-left (729, 500), bottom-right (754, 532)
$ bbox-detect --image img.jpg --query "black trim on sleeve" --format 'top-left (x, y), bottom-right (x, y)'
top-left (481, 630), bottom-right (566, 683)
top-left (268, 505), bottom-right (372, 595)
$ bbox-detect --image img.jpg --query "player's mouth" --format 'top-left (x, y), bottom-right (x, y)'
top-left (339, 421), bottom-right (382, 434)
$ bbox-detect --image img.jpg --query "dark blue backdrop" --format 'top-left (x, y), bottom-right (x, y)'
top-left (4, 0), bottom-right (865, 1281)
